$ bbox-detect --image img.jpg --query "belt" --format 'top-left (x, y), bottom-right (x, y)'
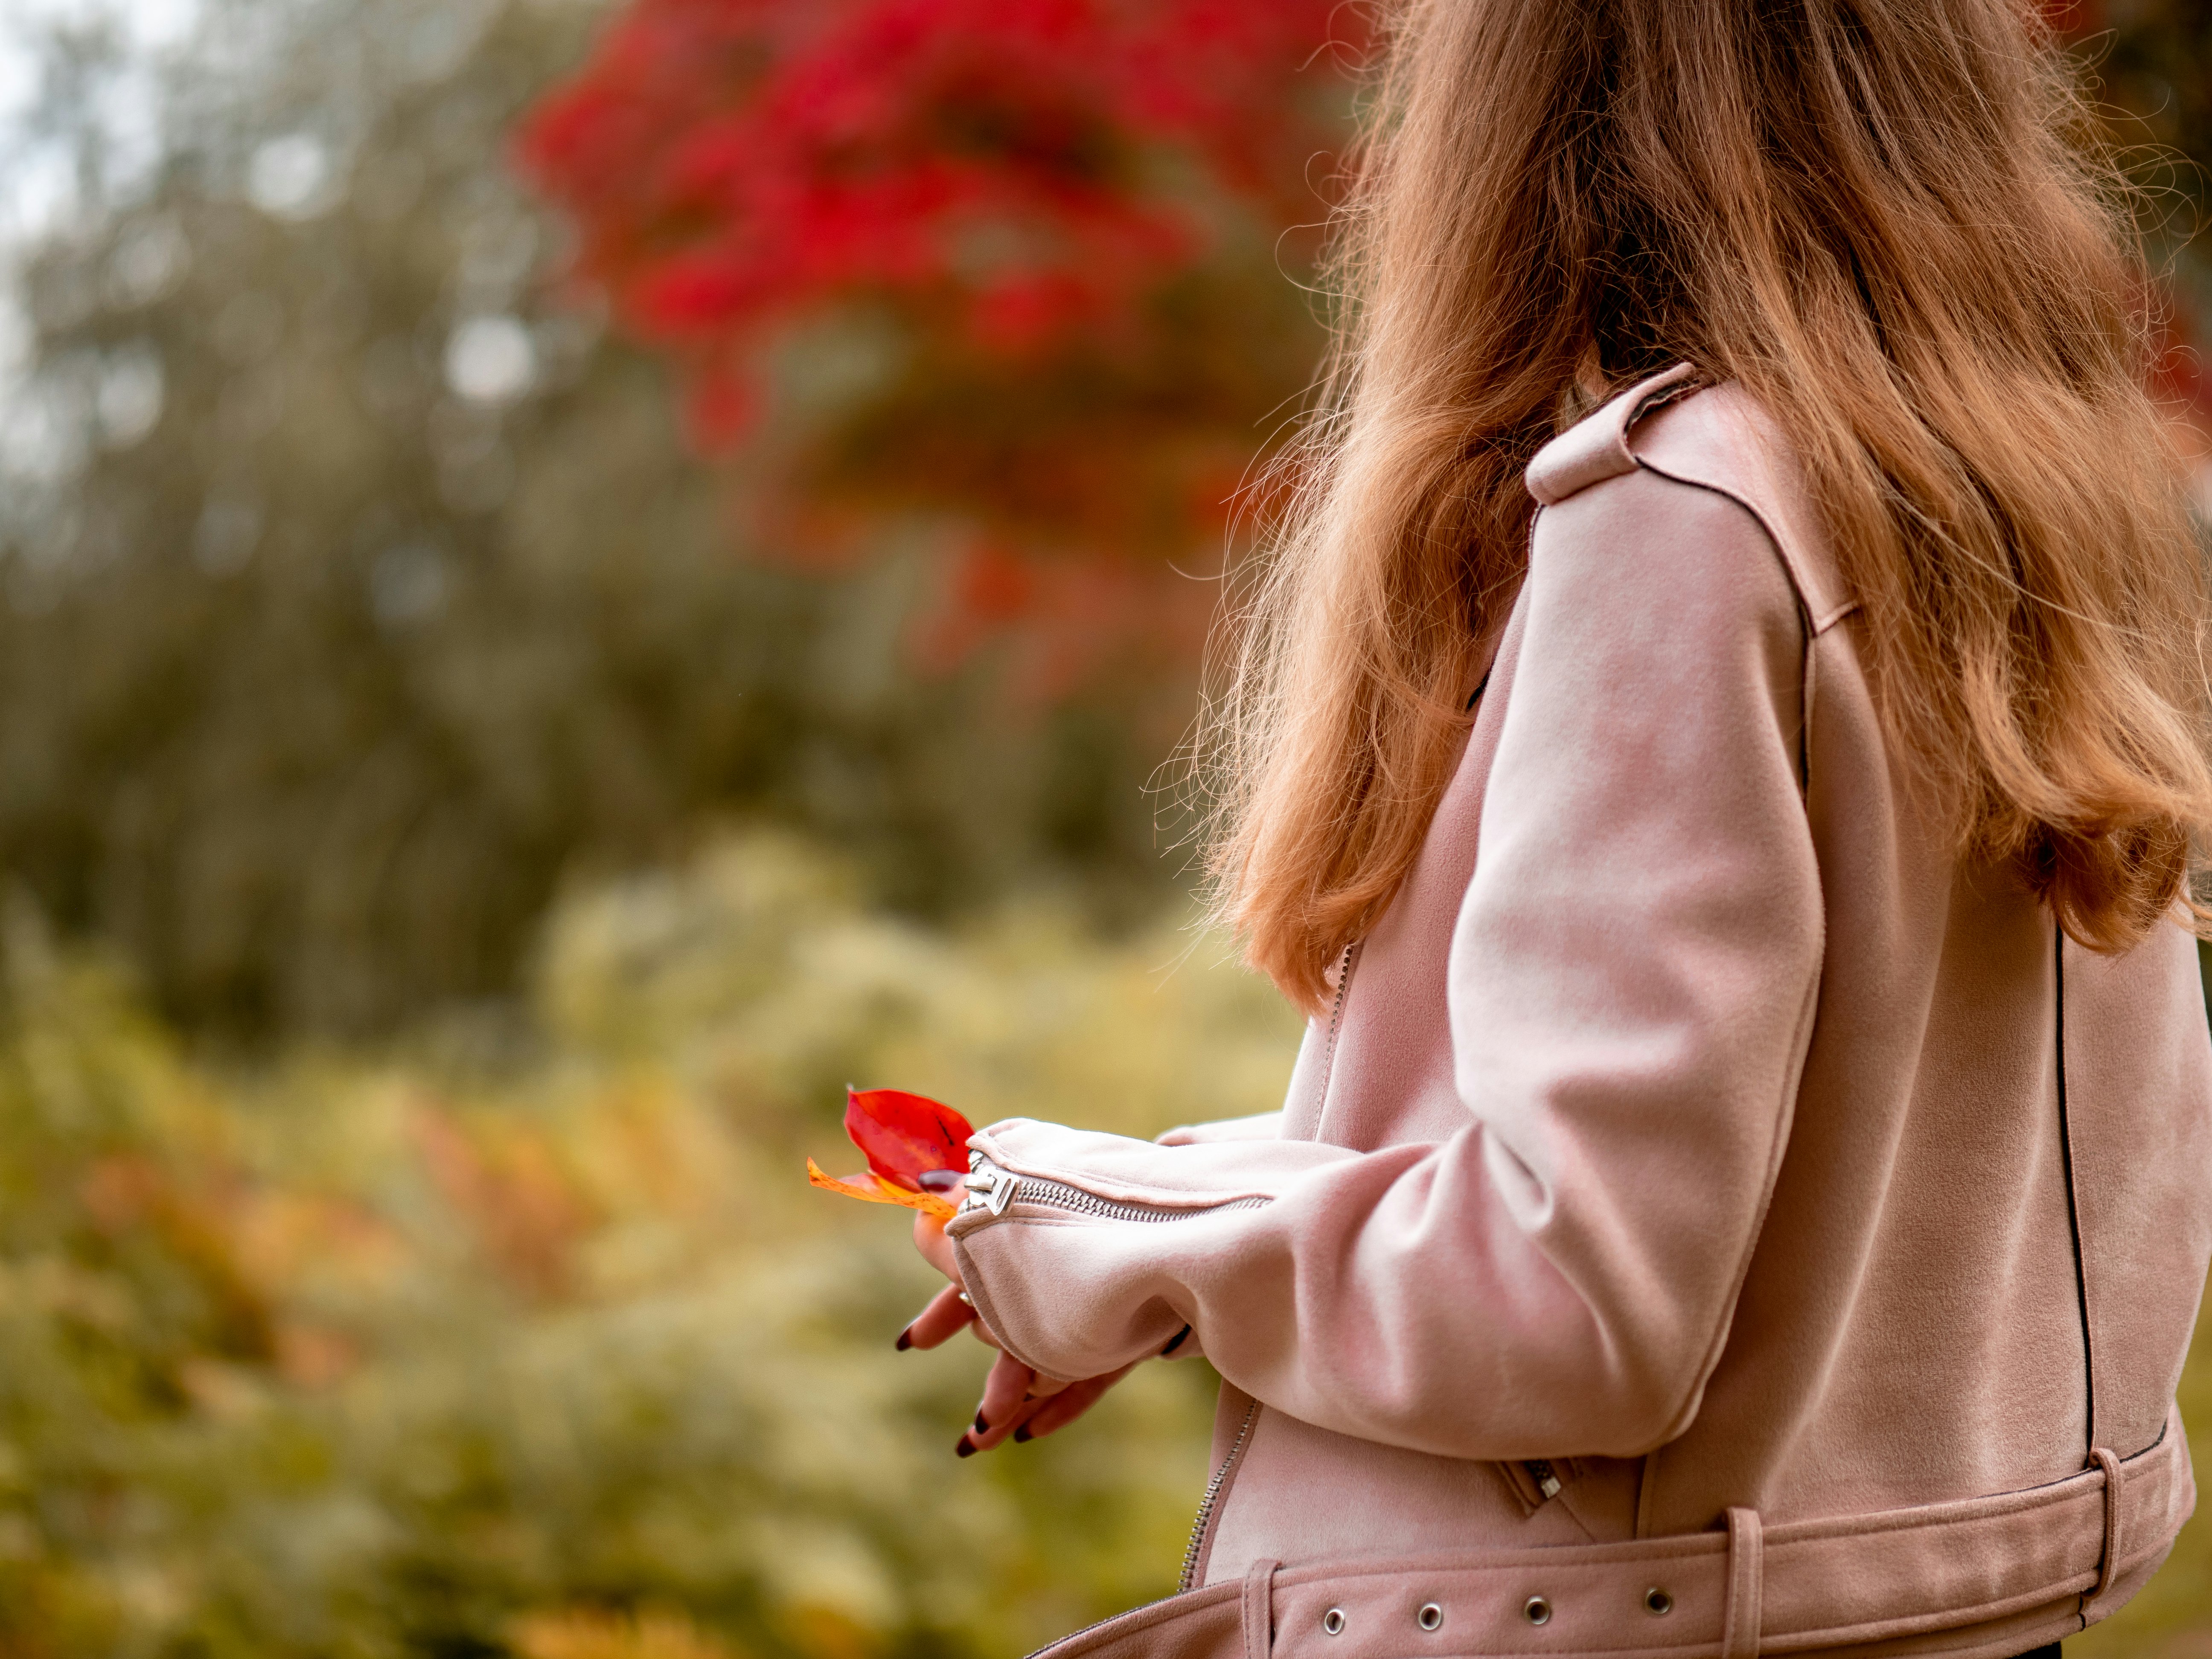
top-left (1030, 1425), bottom-right (2189, 1659)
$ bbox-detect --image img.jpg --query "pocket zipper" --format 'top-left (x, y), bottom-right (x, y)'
top-left (961, 1158), bottom-right (1273, 1225)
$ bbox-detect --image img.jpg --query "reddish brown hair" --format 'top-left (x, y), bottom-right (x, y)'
top-left (1201, 0), bottom-right (2212, 1012)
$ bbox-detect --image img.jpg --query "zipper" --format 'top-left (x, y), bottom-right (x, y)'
top-left (1022, 1585), bottom-right (1182, 1657)
top-left (1025, 1423), bottom-right (1263, 1658)
top-left (1311, 942), bottom-right (1357, 1127)
top-left (1179, 1394), bottom-right (1260, 1592)
top-left (961, 1161), bottom-right (1273, 1225)
top-left (1525, 1458), bottom-right (1563, 1501)
top-left (1158, 941), bottom-right (1358, 1594)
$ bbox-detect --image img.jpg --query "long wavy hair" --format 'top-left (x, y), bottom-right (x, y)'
top-left (1200, 0), bottom-right (2212, 1013)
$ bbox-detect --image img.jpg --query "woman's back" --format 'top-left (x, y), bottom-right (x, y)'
top-left (947, 373), bottom-right (2212, 1654)
top-left (1204, 367), bottom-right (2212, 1592)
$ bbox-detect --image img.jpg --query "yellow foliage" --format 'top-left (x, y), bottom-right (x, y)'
top-left (0, 832), bottom-right (1299, 1658)
top-left (513, 1608), bottom-right (744, 1659)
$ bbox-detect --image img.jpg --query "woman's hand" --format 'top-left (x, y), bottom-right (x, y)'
top-left (911, 1208), bottom-right (963, 1286)
top-left (904, 1212), bottom-right (1136, 1456)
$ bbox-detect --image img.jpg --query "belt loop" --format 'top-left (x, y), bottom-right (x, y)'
top-left (2090, 1447), bottom-right (2123, 1600)
top-left (1721, 1508), bottom-right (1764, 1658)
top-left (1241, 1557), bottom-right (1280, 1659)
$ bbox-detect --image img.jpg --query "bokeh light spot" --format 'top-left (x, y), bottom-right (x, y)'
top-left (444, 315), bottom-right (536, 404)
top-left (247, 133), bottom-right (333, 220)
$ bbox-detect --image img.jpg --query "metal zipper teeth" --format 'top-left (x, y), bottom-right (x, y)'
top-left (1161, 942), bottom-right (1354, 1596)
top-left (1024, 1586), bottom-right (1186, 1658)
top-left (1312, 942), bottom-right (1356, 1124)
top-left (1005, 1176), bottom-right (1272, 1225)
top-left (1179, 1395), bottom-right (1260, 1593)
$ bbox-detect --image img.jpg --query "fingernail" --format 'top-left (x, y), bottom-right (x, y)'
top-left (954, 1436), bottom-right (977, 1459)
top-left (895, 1328), bottom-right (914, 1352)
top-left (972, 1411), bottom-right (990, 1435)
top-left (1013, 1425), bottom-right (1033, 1444)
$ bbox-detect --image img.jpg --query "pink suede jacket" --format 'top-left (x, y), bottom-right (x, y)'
top-left (948, 368), bottom-right (2212, 1659)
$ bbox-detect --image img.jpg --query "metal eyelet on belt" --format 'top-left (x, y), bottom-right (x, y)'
top-left (1644, 1586), bottom-right (1673, 1615)
top-left (1523, 1595), bottom-right (1552, 1626)
top-left (1416, 1602), bottom-right (1443, 1631)
top-left (1321, 1607), bottom-right (1346, 1636)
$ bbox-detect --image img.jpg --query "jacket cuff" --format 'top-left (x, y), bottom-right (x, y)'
top-left (944, 1118), bottom-right (1350, 1382)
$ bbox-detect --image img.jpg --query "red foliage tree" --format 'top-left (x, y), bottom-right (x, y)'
top-left (520, 0), bottom-right (2212, 697)
top-left (517, 0), bottom-right (1360, 696)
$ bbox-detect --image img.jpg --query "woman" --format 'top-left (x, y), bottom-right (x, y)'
top-left (899, 0), bottom-right (2212, 1653)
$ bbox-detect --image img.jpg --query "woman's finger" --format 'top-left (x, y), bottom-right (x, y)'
top-left (1013, 1365), bottom-right (1135, 1443)
top-left (965, 1350), bottom-right (1042, 1450)
top-left (960, 1394), bottom-right (1046, 1457)
top-left (913, 1211), bottom-right (962, 1286)
top-left (963, 1356), bottom-right (1106, 1453)
top-left (896, 1282), bottom-right (976, 1351)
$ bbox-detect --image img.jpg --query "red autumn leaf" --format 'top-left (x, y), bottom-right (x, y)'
top-left (844, 1086), bottom-right (974, 1189)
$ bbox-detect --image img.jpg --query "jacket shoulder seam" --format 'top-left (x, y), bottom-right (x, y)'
top-left (1629, 456), bottom-right (1860, 639)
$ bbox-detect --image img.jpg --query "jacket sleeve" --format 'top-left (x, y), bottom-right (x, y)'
top-left (947, 469), bottom-right (1823, 1460)
top-left (1155, 1111), bottom-right (1284, 1147)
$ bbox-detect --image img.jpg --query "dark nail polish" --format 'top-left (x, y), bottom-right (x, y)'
top-left (972, 1411), bottom-right (990, 1435)
top-left (895, 1328), bottom-right (914, 1352)
top-left (1013, 1425), bottom-right (1033, 1444)
top-left (955, 1436), bottom-right (977, 1458)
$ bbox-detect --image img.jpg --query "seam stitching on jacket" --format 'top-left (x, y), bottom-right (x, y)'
top-left (1587, 464), bottom-right (1825, 1497)
top-left (1630, 457), bottom-right (1842, 639)
top-left (2052, 924), bottom-right (2095, 1463)
top-left (1642, 953), bottom-right (1824, 1454)
top-left (1625, 463), bottom-right (1817, 803)
top-left (2052, 923), bottom-right (2097, 1637)
top-left (942, 1236), bottom-right (1055, 1380)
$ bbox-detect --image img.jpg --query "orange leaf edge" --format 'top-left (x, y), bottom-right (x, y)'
top-left (806, 1157), bottom-right (958, 1221)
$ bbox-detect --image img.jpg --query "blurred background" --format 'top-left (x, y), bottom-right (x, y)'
top-left (0, 0), bottom-right (2204, 1654)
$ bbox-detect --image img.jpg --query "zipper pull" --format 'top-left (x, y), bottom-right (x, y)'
top-left (962, 1158), bottom-right (1022, 1217)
